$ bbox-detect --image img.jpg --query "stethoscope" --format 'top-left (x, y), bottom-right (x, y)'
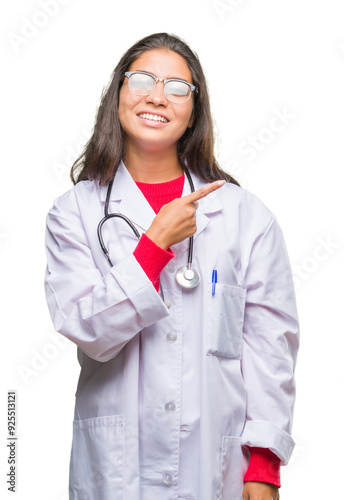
top-left (97, 168), bottom-right (201, 289)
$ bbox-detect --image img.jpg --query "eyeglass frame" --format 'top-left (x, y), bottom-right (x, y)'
top-left (124, 70), bottom-right (198, 103)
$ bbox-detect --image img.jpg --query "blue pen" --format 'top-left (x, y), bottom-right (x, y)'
top-left (212, 270), bottom-right (217, 296)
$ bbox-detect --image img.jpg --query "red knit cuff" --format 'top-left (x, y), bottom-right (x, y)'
top-left (244, 447), bottom-right (281, 488)
top-left (133, 233), bottom-right (174, 291)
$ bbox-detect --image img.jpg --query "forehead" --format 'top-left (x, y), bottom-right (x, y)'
top-left (128, 49), bottom-right (192, 81)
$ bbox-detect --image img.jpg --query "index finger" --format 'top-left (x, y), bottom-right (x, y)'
top-left (185, 180), bottom-right (226, 203)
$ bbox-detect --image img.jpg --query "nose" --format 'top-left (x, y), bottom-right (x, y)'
top-left (146, 80), bottom-right (167, 106)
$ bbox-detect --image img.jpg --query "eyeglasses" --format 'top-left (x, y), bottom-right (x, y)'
top-left (124, 71), bottom-right (197, 104)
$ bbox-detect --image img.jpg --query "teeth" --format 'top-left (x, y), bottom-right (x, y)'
top-left (139, 113), bottom-right (168, 123)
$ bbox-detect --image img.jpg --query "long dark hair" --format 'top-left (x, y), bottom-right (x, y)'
top-left (71, 33), bottom-right (239, 186)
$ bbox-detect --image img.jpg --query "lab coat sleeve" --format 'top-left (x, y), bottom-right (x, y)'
top-left (44, 195), bottom-right (170, 363)
top-left (240, 215), bottom-right (299, 465)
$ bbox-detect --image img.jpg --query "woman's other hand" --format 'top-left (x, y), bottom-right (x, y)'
top-left (242, 481), bottom-right (280, 500)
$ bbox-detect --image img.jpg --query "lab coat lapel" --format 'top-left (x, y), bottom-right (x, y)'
top-left (105, 162), bottom-right (157, 233)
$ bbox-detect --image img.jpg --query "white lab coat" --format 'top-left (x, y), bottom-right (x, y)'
top-left (45, 162), bottom-right (299, 500)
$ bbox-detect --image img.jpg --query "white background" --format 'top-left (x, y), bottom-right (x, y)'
top-left (1, 0), bottom-right (343, 498)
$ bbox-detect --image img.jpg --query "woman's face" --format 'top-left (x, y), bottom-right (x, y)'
top-left (119, 49), bottom-right (194, 155)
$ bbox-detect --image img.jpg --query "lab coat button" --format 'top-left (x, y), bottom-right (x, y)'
top-left (165, 401), bottom-right (176, 413)
top-left (164, 299), bottom-right (172, 308)
top-left (166, 262), bottom-right (175, 273)
top-left (162, 472), bottom-right (173, 485)
top-left (166, 332), bottom-right (177, 343)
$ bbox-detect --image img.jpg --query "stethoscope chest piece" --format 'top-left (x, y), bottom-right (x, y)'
top-left (176, 265), bottom-right (200, 289)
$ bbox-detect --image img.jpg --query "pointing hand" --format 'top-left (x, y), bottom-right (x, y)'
top-left (145, 180), bottom-right (225, 250)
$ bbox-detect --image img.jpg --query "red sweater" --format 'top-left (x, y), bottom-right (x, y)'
top-left (132, 175), bottom-right (281, 488)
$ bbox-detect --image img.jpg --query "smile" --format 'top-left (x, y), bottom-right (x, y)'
top-left (138, 113), bottom-right (168, 123)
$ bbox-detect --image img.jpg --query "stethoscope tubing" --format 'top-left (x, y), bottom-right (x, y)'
top-left (183, 168), bottom-right (195, 268)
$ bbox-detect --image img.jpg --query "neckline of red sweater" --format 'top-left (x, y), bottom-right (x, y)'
top-left (135, 174), bottom-right (185, 197)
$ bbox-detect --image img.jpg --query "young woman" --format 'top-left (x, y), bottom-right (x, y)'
top-left (45, 32), bottom-right (299, 500)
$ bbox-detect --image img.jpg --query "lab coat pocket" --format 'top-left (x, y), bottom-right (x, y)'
top-left (207, 284), bottom-right (246, 359)
top-left (220, 436), bottom-right (246, 500)
top-left (69, 414), bottom-right (124, 500)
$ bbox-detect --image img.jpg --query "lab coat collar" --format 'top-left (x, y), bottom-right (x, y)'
top-left (99, 161), bottom-right (224, 258)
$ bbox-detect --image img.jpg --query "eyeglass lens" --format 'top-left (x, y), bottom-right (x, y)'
top-left (128, 73), bottom-right (191, 103)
